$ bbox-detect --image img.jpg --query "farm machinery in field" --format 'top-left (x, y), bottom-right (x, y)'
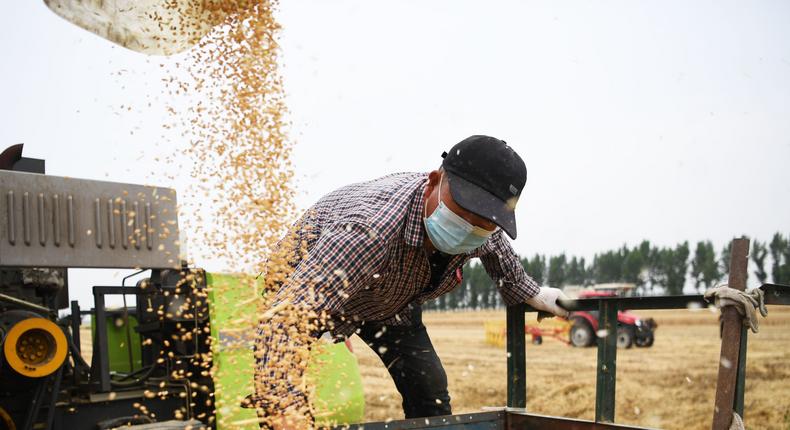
top-left (0, 145), bottom-right (364, 430)
top-left (568, 288), bottom-right (657, 349)
top-left (486, 285), bottom-right (658, 348)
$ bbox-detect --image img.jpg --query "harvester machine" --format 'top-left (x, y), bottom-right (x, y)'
top-left (0, 145), bottom-right (364, 429)
top-left (0, 144), bottom-right (215, 429)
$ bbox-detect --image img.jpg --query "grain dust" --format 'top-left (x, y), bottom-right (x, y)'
top-left (153, 1), bottom-right (326, 428)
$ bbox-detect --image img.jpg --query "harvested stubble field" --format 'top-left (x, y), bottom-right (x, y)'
top-left (349, 306), bottom-right (790, 430)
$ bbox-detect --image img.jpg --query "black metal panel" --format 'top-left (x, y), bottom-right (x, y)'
top-left (760, 283), bottom-right (790, 305)
top-left (506, 304), bottom-right (526, 409)
top-left (531, 283), bottom-right (790, 314)
top-left (70, 300), bottom-right (81, 354)
top-left (594, 301), bottom-right (618, 423)
top-left (52, 395), bottom-right (187, 430)
top-left (508, 412), bottom-right (656, 429)
top-left (554, 295), bottom-right (708, 312)
top-left (341, 411), bottom-right (505, 430)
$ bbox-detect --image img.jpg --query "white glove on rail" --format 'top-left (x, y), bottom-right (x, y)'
top-left (704, 283), bottom-right (768, 334)
top-left (526, 287), bottom-right (570, 320)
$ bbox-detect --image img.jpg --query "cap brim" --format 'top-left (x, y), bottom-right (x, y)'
top-left (445, 172), bottom-right (518, 239)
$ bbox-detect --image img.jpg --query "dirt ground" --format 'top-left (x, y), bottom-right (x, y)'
top-left (349, 306), bottom-right (790, 430)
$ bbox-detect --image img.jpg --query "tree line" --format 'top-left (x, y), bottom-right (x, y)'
top-left (422, 232), bottom-right (790, 311)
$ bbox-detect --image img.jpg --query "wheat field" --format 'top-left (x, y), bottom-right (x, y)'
top-left (350, 307), bottom-right (790, 430)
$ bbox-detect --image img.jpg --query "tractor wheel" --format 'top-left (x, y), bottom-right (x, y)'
top-left (635, 332), bottom-right (655, 347)
top-left (569, 319), bottom-right (594, 347)
top-left (616, 327), bottom-right (634, 349)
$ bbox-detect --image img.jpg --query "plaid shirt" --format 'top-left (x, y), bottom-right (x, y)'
top-left (254, 172), bottom-right (540, 410)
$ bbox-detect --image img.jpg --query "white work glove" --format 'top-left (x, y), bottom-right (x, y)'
top-left (704, 283), bottom-right (768, 333)
top-left (526, 287), bottom-right (570, 321)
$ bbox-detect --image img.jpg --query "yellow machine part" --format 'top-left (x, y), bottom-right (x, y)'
top-left (0, 406), bottom-right (16, 430)
top-left (2, 318), bottom-right (67, 378)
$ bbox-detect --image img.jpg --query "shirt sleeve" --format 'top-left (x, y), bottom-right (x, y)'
top-left (253, 221), bottom-right (386, 414)
top-left (479, 231), bottom-right (540, 305)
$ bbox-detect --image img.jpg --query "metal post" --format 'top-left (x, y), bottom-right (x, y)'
top-left (93, 287), bottom-right (111, 392)
top-left (70, 300), bottom-right (81, 353)
top-left (506, 304), bottom-right (527, 408)
top-left (712, 238), bottom-right (749, 430)
top-left (595, 300), bottom-right (618, 423)
top-left (733, 325), bottom-right (747, 416)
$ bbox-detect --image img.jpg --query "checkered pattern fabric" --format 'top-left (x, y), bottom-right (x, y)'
top-left (253, 172), bottom-right (540, 410)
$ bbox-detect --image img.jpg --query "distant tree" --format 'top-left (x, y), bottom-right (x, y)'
top-left (632, 240), bottom-right (653, 294)
top-left (645, 246), bottom-right (662, 293)
top-left (720, 243), bottom-right (732, 280)
top-left (427, 234), bottom-right (789, 312)
top-left (691, 241), bottom-right (720, 292)
top-left (464, 264), bottom-right (479, 310)
top-left (769, 233), bottom-right (790, 284)
top-left (463, 260), bottom-right (496, 309)
top-left (478, 268), bottom-right (490, 309)
top-left (622, 244), bottom-right (647, 287)
top-left (566, 256), bottom-right (587, 286)
top-left (783, 236), bottom-right (790, 284)
top-left (521, 254), bottom-right (546, 286)
top-left (648, 242), bottom-right (689, 295)
top-left (666, 242), bottom-right (690, 294)
top-left (751, 239), bottom-right (769, 284)
top-left (548, 254), bottom-right (568, 287)
top-left (592, 250), bottom-right (623, 284)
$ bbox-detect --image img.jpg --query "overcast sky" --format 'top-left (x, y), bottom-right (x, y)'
top-left (2, 1), bottom-right (789, 305)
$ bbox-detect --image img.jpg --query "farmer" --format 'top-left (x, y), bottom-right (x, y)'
top-left (251, 135), bottom-right (569, 428)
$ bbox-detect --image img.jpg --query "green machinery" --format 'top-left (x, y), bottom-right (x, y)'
top-left (0, 145), bottom-right (364, 430)
top-left (206, 273), bottom-right (364, 428)
top-left (88, 273), bottom-right (366, 428)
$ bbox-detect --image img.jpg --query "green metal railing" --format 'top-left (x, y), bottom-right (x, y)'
top-left (507, 253), bottom-right (789, 428)
top-left (347, 238), bottom-right (789, 430)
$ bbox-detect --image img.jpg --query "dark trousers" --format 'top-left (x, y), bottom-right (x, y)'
top-left (357, 306), bottom-right (452, 418)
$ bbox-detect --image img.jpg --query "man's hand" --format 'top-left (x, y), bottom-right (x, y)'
top-left (526, 287), bottom-right (570, 320)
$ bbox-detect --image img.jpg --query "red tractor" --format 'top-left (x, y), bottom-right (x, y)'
top-left (568, 289), bottom-right (657, 348)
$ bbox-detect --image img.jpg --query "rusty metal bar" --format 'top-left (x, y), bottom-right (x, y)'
top-left (507, 304), bottom-right (527, 408)
top-left (711, 237), bottom-right (749, 429)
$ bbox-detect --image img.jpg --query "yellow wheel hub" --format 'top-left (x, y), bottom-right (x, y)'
top-left (3, 318), bottom-right (67, 378)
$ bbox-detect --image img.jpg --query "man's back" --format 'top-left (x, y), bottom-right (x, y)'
top-left (294, 172), bottom-right (426, 256)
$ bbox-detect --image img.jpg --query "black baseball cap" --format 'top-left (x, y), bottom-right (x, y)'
top-left (441, 135), bottom-right (527, 239)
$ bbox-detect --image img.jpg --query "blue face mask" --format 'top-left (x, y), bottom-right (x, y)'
top-left (423, 177), bottom-right (496, 255)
